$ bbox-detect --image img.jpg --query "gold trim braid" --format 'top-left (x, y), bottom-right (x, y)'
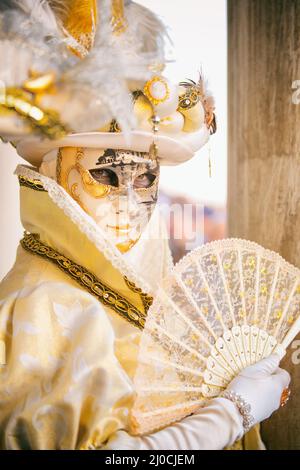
top-left (124, 276), bottom-right (153, 313)
top-left (18, 175), bottom-right (47, 192)
top-left (20, 232), bottom-right (148, 330)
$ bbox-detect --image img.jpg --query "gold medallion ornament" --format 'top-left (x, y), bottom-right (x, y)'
top-left (179, 76), bottom-right (217, 135)
top-left (178, 82), bottom-right (202, 110)
top-left (144, 76), bottom-right (170, 106)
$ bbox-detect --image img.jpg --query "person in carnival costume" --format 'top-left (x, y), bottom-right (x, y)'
top-left (0, 0), bottom-right (290, 450)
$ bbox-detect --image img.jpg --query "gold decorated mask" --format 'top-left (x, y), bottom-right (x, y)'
top-left (56, 147), bottom-right (160, 253)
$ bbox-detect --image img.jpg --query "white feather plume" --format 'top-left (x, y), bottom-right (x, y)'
top-left (0, 0), bottom-right (59, 30)
top-left (0, 0), bottom-right (78, 82)
top-left (125, 1), bottom-right (172, 59)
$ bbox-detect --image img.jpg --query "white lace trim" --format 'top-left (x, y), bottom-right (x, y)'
top-left (15, 164), bottom-right (154, 295)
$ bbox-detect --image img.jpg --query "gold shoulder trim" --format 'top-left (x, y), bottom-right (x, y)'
top-left (18, 175), bottom-right (47, 192)
top-left (20, 232), bottom-right (148, 330)
top-left (124, 276), bottom-right (153, 313)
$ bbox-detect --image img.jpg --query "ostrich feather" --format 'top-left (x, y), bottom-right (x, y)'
top-left (0, 0), bottom-right (80, 67)
top-left (125, 1), bottom-right (172, 60)
top-left (0, 0), bottom-right (60, 32)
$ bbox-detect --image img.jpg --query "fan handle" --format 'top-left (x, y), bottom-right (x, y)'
top-left (280, 316), bottom-right (300, 352)
top-left (273, 344), bottom-right (286, 360)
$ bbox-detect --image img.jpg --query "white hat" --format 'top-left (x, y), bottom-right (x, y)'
top-left (16, 129), bottom-right (207, 167)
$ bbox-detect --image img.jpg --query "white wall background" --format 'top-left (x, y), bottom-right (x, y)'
top-left (0, 143), bottom-right (24, 279)
top-left (0, 0), bottom-right (227, 280)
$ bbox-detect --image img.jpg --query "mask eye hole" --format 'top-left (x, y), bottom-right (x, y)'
top-left (89, 168), bottom-right (118, 187)
top-left (133, 172), bottom-right (157, 189)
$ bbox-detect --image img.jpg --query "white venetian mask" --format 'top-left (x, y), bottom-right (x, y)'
top-left (56, 147), bottom-right (160, 253)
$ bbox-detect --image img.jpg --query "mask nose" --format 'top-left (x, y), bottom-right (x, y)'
top-left (112, 185), bottom-right (141, 218)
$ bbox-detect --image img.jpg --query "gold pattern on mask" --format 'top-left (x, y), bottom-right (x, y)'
top-left (57, 147), bottom-right (111, 209)
top-left (70, 182), bottom-right (91, 215)
top-left (134, 170), bottom-right (159, 196)
top-left (75, 149), bottom-right (111, 198)
top-left (57, 147), bottom-right (159, 254)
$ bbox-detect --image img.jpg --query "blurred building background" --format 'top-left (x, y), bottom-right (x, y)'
top-left (228, 0), bottom-right (300, 450)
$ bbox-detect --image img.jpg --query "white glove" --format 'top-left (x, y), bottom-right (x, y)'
top-left (102, 397), bottom-right (244, 450)
top-left (102, 354), bottom-right (290, 450)
top-left (225, 353), bottom-right (291, 426)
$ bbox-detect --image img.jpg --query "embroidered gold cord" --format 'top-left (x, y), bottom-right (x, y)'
top-left (18, 175), bottom-right (47, 192)
top-left (20, 232), bottom-right (148, 330)
top-left (124, 276), bottom-right (153, 313)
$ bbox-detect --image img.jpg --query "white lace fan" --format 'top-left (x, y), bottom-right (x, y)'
top-left (129, 239), bottom-right (300, 435)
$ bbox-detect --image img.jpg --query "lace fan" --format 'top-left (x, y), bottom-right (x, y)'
top-left (129, 239), bottom-right (300, 435)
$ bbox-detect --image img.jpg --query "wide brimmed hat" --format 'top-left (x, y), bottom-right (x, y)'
top-left (15, 127), bottom-right (209, 167)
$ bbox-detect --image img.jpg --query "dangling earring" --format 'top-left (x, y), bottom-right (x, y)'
top-left (149, 114), bottom-right (160, 162)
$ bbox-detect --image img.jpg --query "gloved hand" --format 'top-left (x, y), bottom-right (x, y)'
top-left (225, 353), bottom-right (291, 426)
top-left (102, 354), bottom-right (290, 450)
